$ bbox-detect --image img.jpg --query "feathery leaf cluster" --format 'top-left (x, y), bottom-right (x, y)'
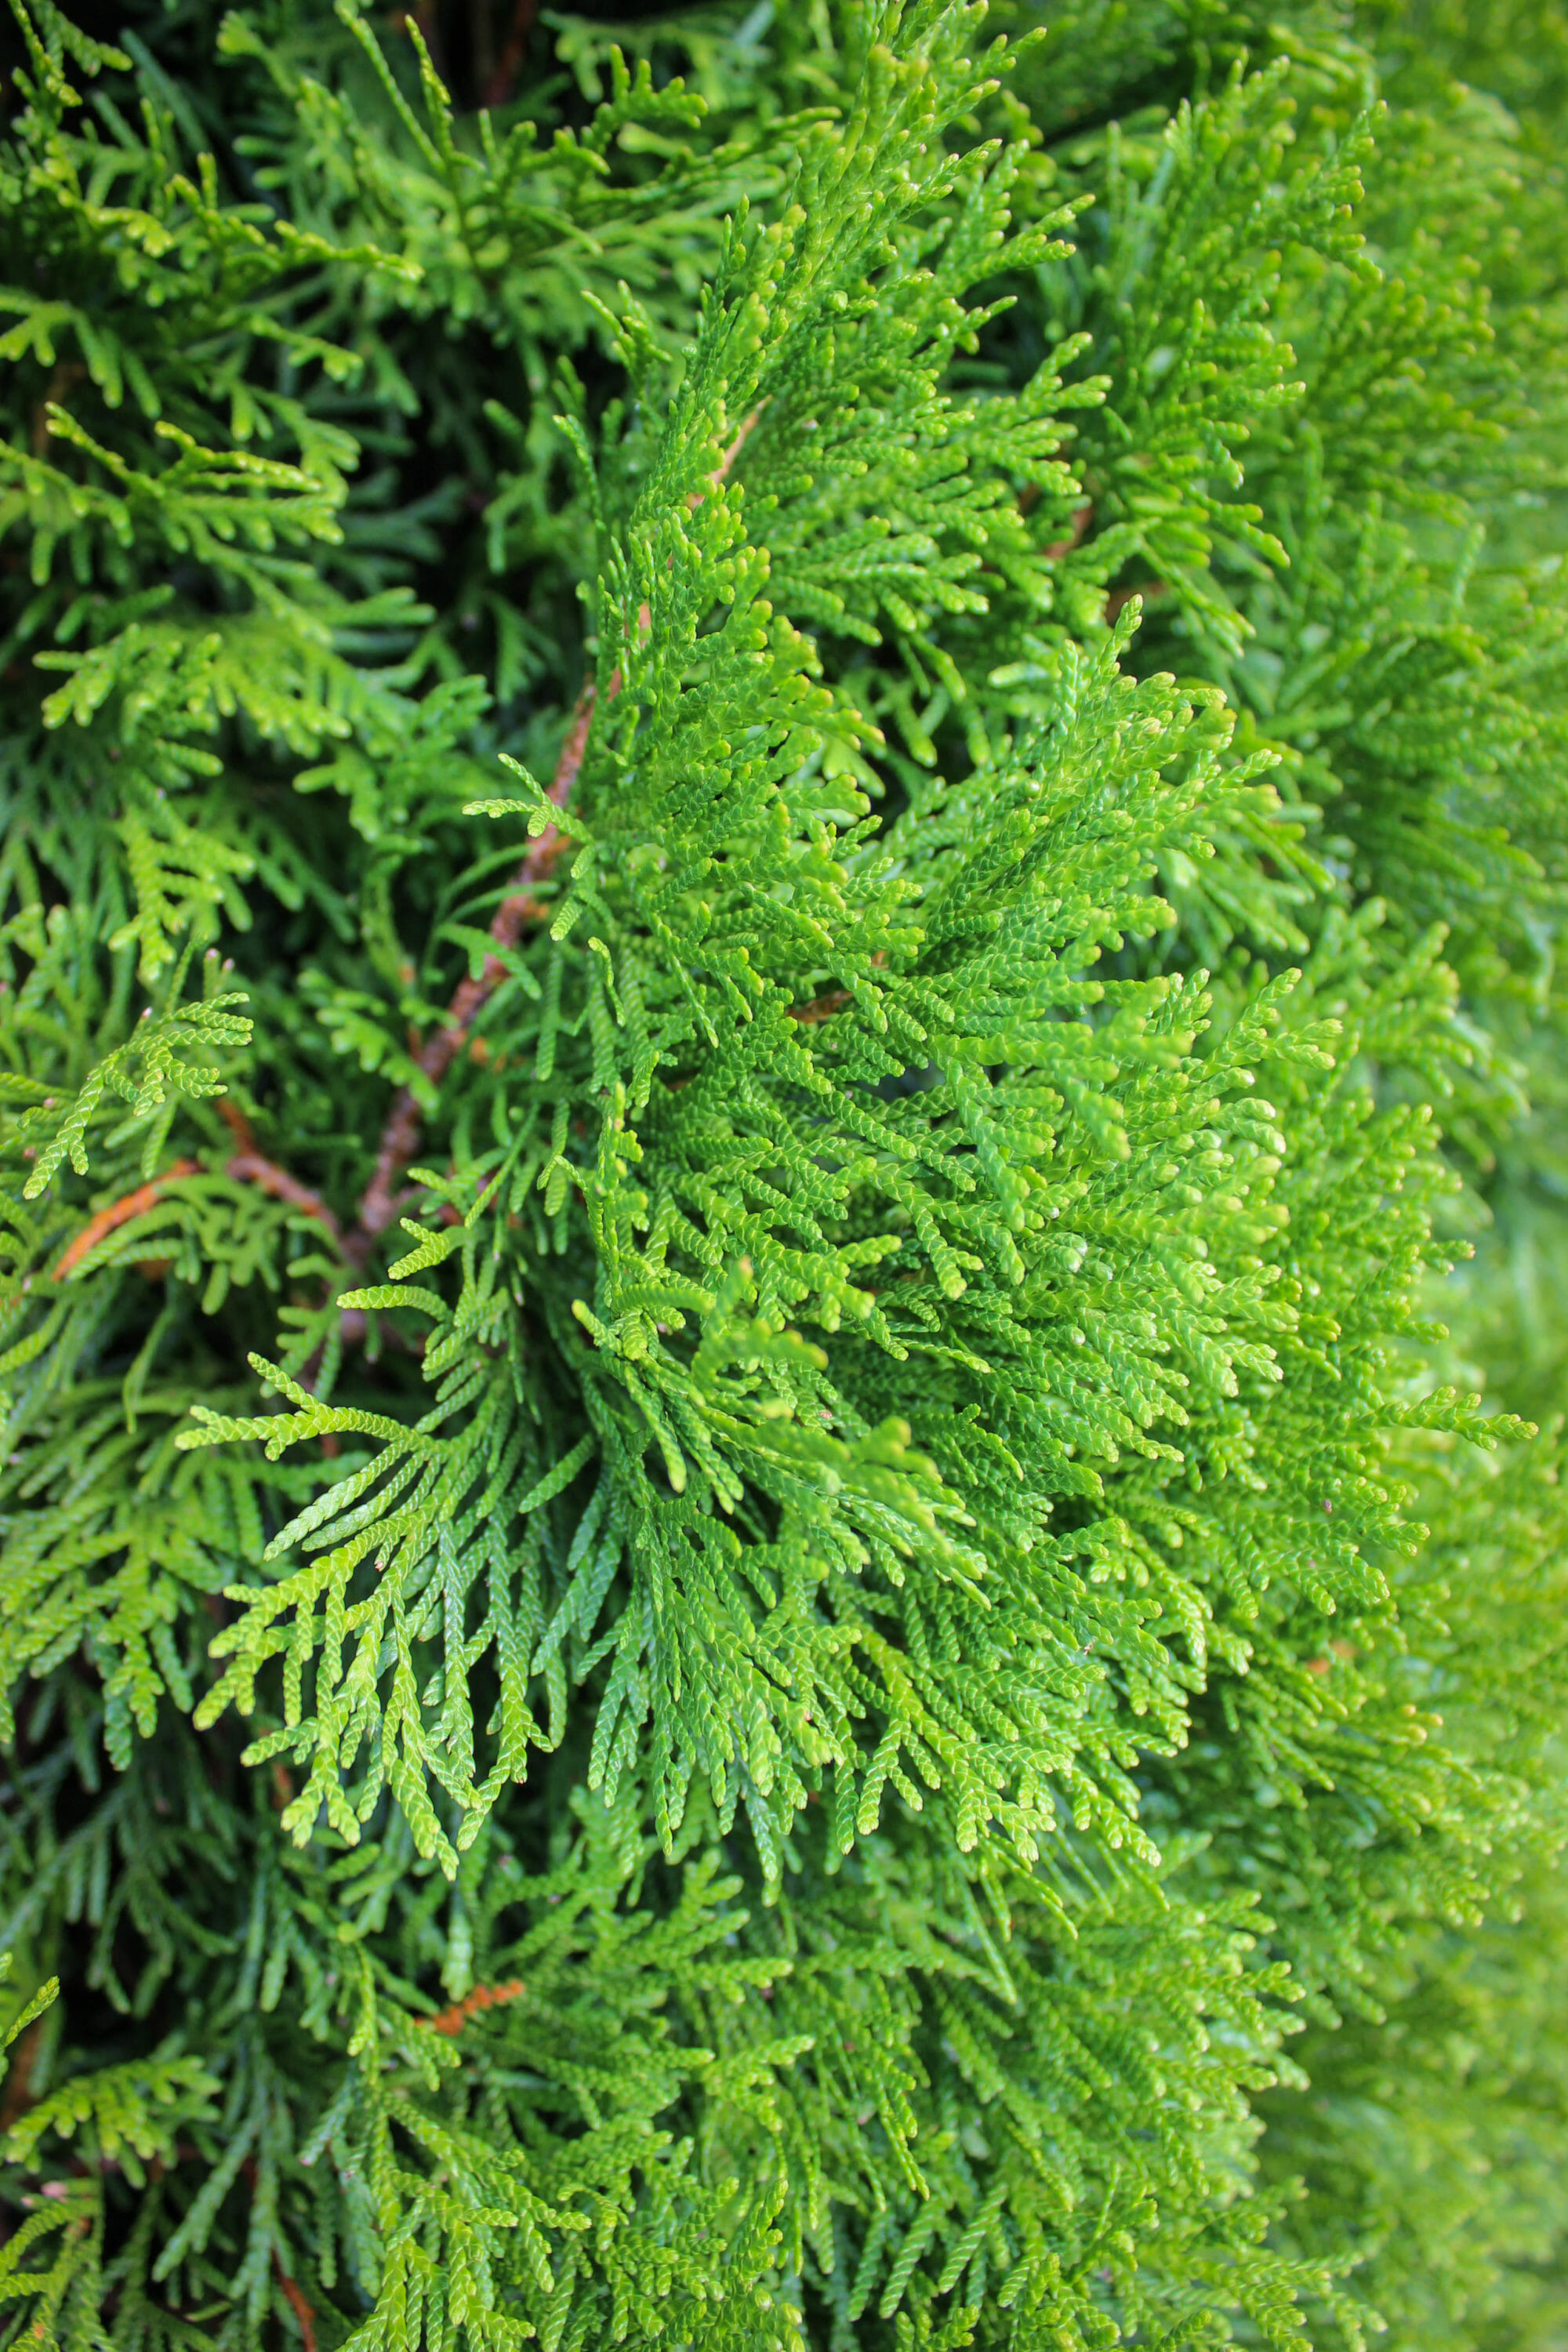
top-left (2, 1), bottom-right (1566, 2346)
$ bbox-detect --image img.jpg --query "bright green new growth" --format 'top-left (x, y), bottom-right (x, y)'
top-left (2, 0), bottom-right (1566, 2346)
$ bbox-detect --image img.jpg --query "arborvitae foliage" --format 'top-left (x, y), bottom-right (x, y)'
top-left (1, 1), bottom-right (1565, 2346)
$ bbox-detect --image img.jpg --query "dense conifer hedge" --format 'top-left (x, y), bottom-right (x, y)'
top-left (2, 0), bottom-right (1566, 2344)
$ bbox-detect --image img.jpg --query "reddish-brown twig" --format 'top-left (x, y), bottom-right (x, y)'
top-left (423, 1977), bottom-right (526, 2035)
top-left (789, 988), bottom-right (852, 1025)
top-left (51, 1161), bottom-right (201, 1281)
top-left (217, 1102), bottom-right (346, 1248)
top-left (690, 407), bottom-right (764, 511)
top-left (1033, 500), bottom-right (1172, 621)
top-left (787, 950), bottom-right (884, 1027)
top-left (354, 414), bottom-right (764, 1244)
top-left (479, 0), bottom-right (539, 108)
top-left (50, 1102), bottom-right (354, 1287)
top-left (0, 2014), bottom-right (45, 2135)
top-left (276, 2263), bottom-right (318, 2352)
top-left (32, 361), bottom-right (86, 459)
top-left (354, 683), bottom-right (594, 1241)
top-left (238, 2157), bottom-right (318, 2352)
top-left (1105, 579), bottom-right (1167, 623)
top-left (1042, 499), bottom-right (1094, 561)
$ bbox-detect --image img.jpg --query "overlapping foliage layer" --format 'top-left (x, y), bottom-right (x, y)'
top-left (2, 0), bottom-right (1566, 2344)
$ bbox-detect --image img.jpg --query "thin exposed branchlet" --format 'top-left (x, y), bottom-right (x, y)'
top-left (356, 680), bottom-right (596, 1242)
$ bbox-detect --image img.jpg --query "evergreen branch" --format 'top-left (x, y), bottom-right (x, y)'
top-left (2, 8), bottom-right (1566, 2346)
